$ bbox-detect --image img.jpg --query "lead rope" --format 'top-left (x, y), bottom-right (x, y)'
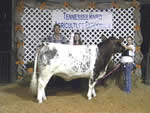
top-left (102, 63), bottom-right (121, 79)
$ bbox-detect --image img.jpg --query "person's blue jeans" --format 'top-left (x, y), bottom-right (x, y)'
top-left (123, 63), bottom-right (134, 93)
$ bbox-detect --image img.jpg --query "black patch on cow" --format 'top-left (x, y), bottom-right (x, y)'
top-left (92, 38), bottom-right (125, 82)
top-left (46, 48), bottom-right (57, 59)
top-left (72, 61), bottom-right (90, 73)
top-left (68, 53), bottom-right (73, 58)
top-left (39, 47), bottom-right (57, 66)
top-left (71, 54), bottom-right (90, 73)
top-left (72, 65), bottom-right (79, 72)
top-left (81, 55), bottom-right (90, 72)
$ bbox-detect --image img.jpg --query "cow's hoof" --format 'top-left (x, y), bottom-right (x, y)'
top-left (88, 97), bottom-right (92, 100)
top-left (93, 94), bottom-right (96, 97)
top-left (38, 100), bottom-right (43, 104)
top-left (43, 97), bottom-right (47, 101)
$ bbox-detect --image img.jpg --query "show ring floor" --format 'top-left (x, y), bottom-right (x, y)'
top-left (0, 81), bottom-right (150, 113)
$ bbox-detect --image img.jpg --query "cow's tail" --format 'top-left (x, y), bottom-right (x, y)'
top-left (30, 52), bottom-right (38, 96)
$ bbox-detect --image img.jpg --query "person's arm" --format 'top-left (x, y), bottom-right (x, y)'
top-left (123, 45), bottom-right (134, 51)
top-left (62, 35), bottom-right (68, 44)
top-left (130, 45), bottom-right (135, 52)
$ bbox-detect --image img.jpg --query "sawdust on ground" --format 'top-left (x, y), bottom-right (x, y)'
top-left (0, 80), bottom-right (150, 113)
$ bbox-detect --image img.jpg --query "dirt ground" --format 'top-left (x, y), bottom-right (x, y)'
top-left (0, 78), bottom-right (150, 113)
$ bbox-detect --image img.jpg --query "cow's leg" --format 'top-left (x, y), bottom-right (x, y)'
top-left (37, 70), bottom-right (53, 103)
top-left (91, 63), bottom-right (109, 98)
top-left (42, 87), bottom-right (47, 101)
top-left (91, 82), bottom-right (97, 97)
top-left (92, 88), bottom-right (96, 97)
top-left (87, 78), bottom-right (93, 100)
top-left (37, 76), bottom-right (52, 103)
top-left (90, 71), bottom-right (107, 99)
top-left (87, 69), bottom-right (99, 100)
top-left (87, 79), bottom-right (97, 100)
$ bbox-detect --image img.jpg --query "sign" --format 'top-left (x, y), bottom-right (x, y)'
top-left (51, 10), bottom-right (113, 30)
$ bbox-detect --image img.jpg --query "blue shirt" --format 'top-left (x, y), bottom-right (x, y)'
top-left (48, 34), bottom-right (68, 44)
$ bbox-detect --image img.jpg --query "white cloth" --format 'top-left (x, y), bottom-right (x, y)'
top-left (120, 56), bottom-right (134, 64)
top-left (128, 44), bottom-right (135, 57)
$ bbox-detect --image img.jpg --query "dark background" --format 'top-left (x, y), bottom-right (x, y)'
top-left (140, 4), bottom-right (150, 84)
top-left (0, 0), bottom-right (11, 51)
top-left (0, 0), bottom-right (12, 83)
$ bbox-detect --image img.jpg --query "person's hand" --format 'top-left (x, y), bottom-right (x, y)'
top-left (124, 45), bottom-right (127, 49)
top-left (121, 43), bottom-right (126, 49)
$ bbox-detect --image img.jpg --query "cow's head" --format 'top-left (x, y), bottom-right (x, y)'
top-left (110, 38), bottom-right (125, 53)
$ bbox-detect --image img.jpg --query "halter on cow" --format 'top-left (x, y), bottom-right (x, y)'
top-left (30, 37), bottom-right (125, 103)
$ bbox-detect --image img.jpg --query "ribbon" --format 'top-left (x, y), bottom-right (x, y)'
top-left (27, 68), bottom-right (33, 73)
top-left (134, 25), bottom-right (140, 31)
top-left (112, 1), bottom-right (119, 9)
top-left (39, 2), bottom-right (46, 10)
top-left (136, 64), bottom-right (141, 69)
top-left (64, 1), bottom-right (69, 8)
top-left (136, 46), bottom-right (141, 51)
top-left (15, 25), bottom-right (24, 32)
top-left (17, 42), bottom-right (24, 48)
top-left (16, 61), bottom-right (24, 65)
top-left (16, 0), bottom-right (24, 12)
top-left (88, 2), bottom-right (95, 8)
top-left (131, 0), bottom-right (140, 9)
top-left (17, 75), bottom-right (23, 80)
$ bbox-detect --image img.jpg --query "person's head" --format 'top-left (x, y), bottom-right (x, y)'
top-left (127, 36), bottom-right (133, 45)
top-left (53, 24), bottom-right (61, 34)
top-left (74, 32), bottom-right (80, 41)
top-left (73, 32), bottom-right (82, 45)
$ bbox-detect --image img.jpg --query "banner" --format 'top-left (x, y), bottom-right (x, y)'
top-left (51, 10), bottom-right (113, 30)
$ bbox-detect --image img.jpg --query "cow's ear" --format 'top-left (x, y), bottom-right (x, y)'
top-left (116, 38), bottom-right (123, 43)
top-left (101, 34), bottom-right (107, 41)
top-left (119, 37), bottom-right (124, 42)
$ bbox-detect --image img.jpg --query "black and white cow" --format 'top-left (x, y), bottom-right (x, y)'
top-left (30, 38), bottom-right (125, 103)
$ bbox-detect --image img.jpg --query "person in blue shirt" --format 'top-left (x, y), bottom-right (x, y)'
top-left (48, 24), bottom-right (67, 44)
